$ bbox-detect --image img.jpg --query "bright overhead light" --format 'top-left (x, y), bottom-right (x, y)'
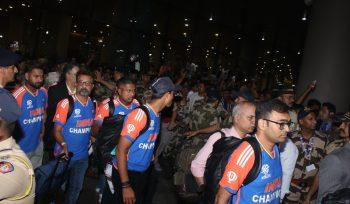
top-left (214, 33), bottom-right (219, 37)
top-left (153, 24), bottom-right (157, 27)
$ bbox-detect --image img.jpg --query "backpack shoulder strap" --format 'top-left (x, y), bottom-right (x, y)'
top-left (242, 137), bottom-right (262, 186)
top-left (218, 130), bottom-right (225, 138)
top-left (138, 105), bottom-right (151, 136)
top-left (66, 95), bottom-right (75, 120)
top-left (108, 97), bottom-right (115, 117)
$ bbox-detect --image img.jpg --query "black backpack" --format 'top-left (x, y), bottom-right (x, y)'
top-left (202, 132), bottom-right (262, 204)
top-left (95, 98), bottom-right (150, 165)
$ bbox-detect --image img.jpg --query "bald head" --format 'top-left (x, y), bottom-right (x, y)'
top-left (232, 102), bottom-right (256, 137)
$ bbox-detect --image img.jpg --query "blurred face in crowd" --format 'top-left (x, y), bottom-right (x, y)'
top-left (117, 83), bottom-right (136, 104)
top-left (320, 106), bottom-right (331, 120)
top-left (198, 83), bottom-right (205, 94)
top-left (66, 66), bottom-right (79, 84)
top-left (142, 74), bottom-right (151, 84)
top-left (113, 71), bottom-right (123, 82)
top-left (279, 93), bottom-right (295, 107)
top-left (234, 104), bottom-right (256, 136)
top-left (76, 74), bottom-right (94, 97)
top-left (299, 112), bottom-right (317, 131)
top-left (25, 68), bottom-right (44, 89)
top-left (339, 122), bottom-right (349, 138)
top-left (259, 111), bottom-right (290, 144)
top-left (0, 65), bottom-right (18, 85)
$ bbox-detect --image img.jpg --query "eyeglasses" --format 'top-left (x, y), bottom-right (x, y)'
top-left (263, 119), bottom-right (294, 130)
top-left (77, 81), bottom-right (93, 86)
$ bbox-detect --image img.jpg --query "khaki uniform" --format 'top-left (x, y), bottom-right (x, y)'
top-left (285, 131), bottom-right (327, 203)
top-left (0, 137), bottom-right (35, 204)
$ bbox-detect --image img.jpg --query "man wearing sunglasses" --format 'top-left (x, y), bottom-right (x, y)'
top-left (216, 99), bottom-right (291, 204)
top-left (284, 107), bottom-right (327, 204)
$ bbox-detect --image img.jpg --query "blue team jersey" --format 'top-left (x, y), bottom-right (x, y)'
top-left (53, 96), bottom-right (94, 161)
top-left (13, 86), bottom-right (47, 153)
top-left (112, 104), bottom-right (160, 172)
top-left (94, 98), bottom-right (139, 124)
top-left (220, 139), bottom-right (282, 204)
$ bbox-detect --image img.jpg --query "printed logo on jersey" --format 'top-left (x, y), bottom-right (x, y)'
top-left (27, 100), bottom-right (33, 109)
top-left (74, 109), bottom-right (81, 118)
top-left (227, 171), bottom-right (238, 183)
top-left (127, 124), bottom-right (136, 134)
top-left (261, 164), bottom-right (271, 180)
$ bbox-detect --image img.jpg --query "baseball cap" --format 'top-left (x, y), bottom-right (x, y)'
top-left (0, 48), bottom-right (21, 67)
top-left (298, 106), bottom-right (318, 120)
top-left (277, 84), bottom-right (295, 97)
top-left (233, 90), bottom-right (254, 102)
top-left (334, 112), bottom-right (350, 123)
top-left (206, 88), bottom-right (220, 102)
top-left (0, 89), bottom-right (21, 123)
top-left (150, 77), bottom-right (177, 98)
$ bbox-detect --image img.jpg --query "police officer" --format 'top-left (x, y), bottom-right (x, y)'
top-left (0, 48), bottom-right (35, 203)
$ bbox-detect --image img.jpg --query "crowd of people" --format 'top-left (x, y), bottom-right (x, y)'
top-left (0, 46), bottom-right (349, 204)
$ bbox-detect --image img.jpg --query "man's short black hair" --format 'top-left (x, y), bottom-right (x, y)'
top-left (256, 99), bottom-right (289, 121)
top-left (76, 69), bottom-right (93, 80)
top-left (63, 63), bottom-right (78, 76)
top-left (117, 77), bottom-right (135, 88)
top-left (25, 60), bottom-right (44, 73)
top-left (307, 99), bottom-right (321, 109)
top-left (322, 102), bottom-right (336, 114)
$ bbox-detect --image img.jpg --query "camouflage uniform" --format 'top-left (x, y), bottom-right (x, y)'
top-left (173, 99), bottom-right (220, 186)
top-left (136, 82), bottom-right (151, 104)
top-left (217, 103), bottom-right (231, 128)
top-left (159, 100), bottom-right (190, 177)
top-left (325, 132), bottom-right (348, 155)
top-left (285, 131), bottom-right (327, 203)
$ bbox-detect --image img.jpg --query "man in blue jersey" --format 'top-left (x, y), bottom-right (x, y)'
top-left (53, 70), bottom-right (95, 204)
top-left (101, 77), bottom-right (176, 204)
top-left (13, 61), bottom-right (47, 169)
top-left (216, 99), bottom-right (291, 204)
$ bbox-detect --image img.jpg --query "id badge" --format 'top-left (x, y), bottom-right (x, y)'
top-left (306, 164), bottom-right (316, 172)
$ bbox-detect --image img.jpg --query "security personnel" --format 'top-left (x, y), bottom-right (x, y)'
top-left (0, 47), bottom-right (35, 203)
top-left (0, 118), bottom-right (35, 204)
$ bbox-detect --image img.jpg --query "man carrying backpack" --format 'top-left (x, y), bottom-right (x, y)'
top-left (191, 101), bottom-right (256, 188)
top-left (53, 70), bottom-right (95, 204)
top-left (92, 77), bottom-right (139, 199)
top-left (101, 77), bottom-right (176, 204)
top-left (216, 99), bottom-right (291, 204)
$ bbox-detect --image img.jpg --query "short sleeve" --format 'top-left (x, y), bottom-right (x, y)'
top-left (219, 142), bottom-right (256, 194)
top-left (94, 102), bottom-right (110, 125)
top-left (120, 108), bottom-right (147, 142)
top-left (53, 99), bottom-right (69, 126)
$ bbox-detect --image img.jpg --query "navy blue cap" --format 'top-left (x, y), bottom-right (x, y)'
top-left (206, 88), bottom-right (220, 102)
top-left (0, 88), bottom-right (21, 123)
top-left (150, 77), bottom-right (176, 97)
top-left (233, 90), bottom-right (254, 102)
top-left (298, 106), bottom-right (318, 120)
top-left (0, 48), bottom-right (21, 67)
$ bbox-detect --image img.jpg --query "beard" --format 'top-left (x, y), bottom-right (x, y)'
top-left (78, 88), bottom-right (91, 97)
top-left (28, 81), bottom-right (43, 89)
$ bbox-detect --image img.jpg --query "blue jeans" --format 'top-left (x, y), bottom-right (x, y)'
top-left (66, 158), bottom-right (89, 204)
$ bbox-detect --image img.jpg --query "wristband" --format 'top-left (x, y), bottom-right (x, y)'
top-left (61, 142), bottom-right (67, 146)
top-left (121, 181), bottom-right (131, 188)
